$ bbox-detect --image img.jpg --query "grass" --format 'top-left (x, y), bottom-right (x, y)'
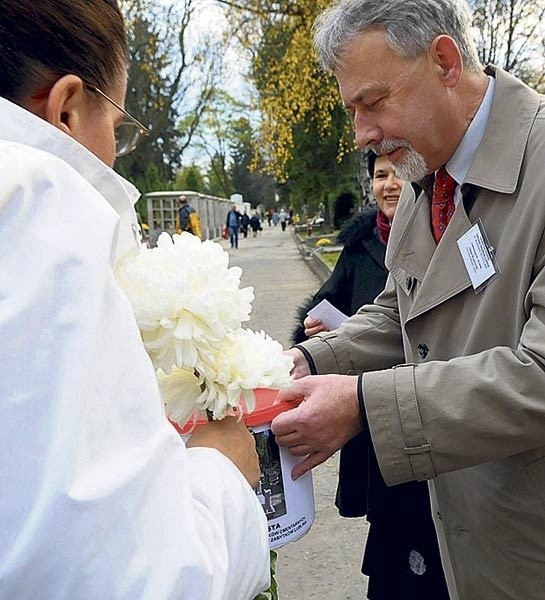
top-left (319, 251), bottom-right (341, 268)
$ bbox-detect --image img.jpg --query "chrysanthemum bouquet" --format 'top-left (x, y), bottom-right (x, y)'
top-left (115, 231), bottom-right (294, 426)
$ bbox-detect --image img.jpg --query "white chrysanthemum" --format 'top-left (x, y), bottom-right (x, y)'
top-left (116, 233), bottom-right (293, 425)
top-left (158, 329), bottom-right (293, 424)
top-left (115, 232), bottom-right (254, 373)
top-left (218, 329), bottom-right (294, 391)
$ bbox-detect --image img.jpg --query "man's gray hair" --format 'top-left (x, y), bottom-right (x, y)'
top-left (313, 0), bottom-right (481, 73)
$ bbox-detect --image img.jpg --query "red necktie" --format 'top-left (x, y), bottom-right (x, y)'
top-left (431, 167), bottom-right (457, 243)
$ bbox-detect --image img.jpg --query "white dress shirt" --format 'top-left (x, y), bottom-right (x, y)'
top-left (447, 75), bottom-right (496, 202)
top-left (0, 97), bottom-right (269, 600)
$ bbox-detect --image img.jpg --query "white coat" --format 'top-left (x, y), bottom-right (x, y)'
top-left (0, 97), bottom-right (269, 600)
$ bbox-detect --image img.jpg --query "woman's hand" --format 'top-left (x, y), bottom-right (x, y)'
top-left (285, 347), bottom-right (311, 379)
top-left (187, 417), bottom-right (261, 488)
top-left (303, 315), bottom-right (330, 337)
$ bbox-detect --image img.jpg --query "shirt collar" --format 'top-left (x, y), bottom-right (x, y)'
top-left (0, 97), bottom-right (140, 215)
top-left (446, 76), bottom-right (496, 185)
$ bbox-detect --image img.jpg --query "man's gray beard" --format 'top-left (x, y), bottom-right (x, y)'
top-left (392, 149), bottom-right (429, 181)
top-left (369, 139), bottom-right (429, 182)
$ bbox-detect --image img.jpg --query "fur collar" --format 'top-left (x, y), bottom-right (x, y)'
top-left (337, 208), bottom-right (379, 247)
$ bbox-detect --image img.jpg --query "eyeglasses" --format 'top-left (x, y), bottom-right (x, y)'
top-left (85, 83), bottom-right (150, 157)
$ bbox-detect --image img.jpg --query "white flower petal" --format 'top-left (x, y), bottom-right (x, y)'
top-left (157, 367), bottom-right (203, 426)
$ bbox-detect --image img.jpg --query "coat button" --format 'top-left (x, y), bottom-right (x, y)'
top-left (417, 344), bottom-right (429, 359)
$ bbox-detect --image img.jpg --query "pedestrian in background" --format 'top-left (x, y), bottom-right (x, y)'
top-left (279, 209), bottom-right (289, 231)
top-left (226, 203), bottom-right (242, 249)
top-left (0, 2), bottom-right (269, 598)
top-left (177, 194), bottom-right (202, 239)
top-left (272, 0), bottom-right (545, 598)
top-left (241, 210), bottom-right (250, 238)
top-left (250, 212), bottom-right (262, 237)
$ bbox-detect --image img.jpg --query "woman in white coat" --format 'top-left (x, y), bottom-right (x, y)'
top-left (0, 2), bottom-right (269, 599)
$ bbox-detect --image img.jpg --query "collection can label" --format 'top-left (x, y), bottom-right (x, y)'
top-left (250, 422), bottom-right (315, 549)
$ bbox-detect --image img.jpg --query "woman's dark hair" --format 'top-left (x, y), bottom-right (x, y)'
top-left (366, 150), bottom-right (377, 178)
top-left (0, 0), bottom-right (128, 102)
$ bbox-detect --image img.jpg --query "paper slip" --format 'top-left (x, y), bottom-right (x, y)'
top-left (307, 299), bottom-right (349, 330)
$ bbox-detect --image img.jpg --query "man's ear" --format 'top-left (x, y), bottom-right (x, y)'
top-left (429, 35), bottom-right (463, 88)
top-left (43, 75), bottom-right (87, 136)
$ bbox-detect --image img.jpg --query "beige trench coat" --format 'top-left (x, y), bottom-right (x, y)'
top-left (301, 67), bottom-right (545, 599)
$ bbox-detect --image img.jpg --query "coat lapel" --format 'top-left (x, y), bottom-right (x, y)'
top-left (386, 183), bottom-right (474, 320)
top-left (408, 200), bottom-right (473, 320)
top-left (386, 182), bottom-right (435, 290)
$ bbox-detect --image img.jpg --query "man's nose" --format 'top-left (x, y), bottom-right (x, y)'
top-left (354, 113), bottom-right (382, 149)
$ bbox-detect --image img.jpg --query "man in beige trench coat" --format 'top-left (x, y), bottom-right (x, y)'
top-left (271, 1), bottom-right (545, 598)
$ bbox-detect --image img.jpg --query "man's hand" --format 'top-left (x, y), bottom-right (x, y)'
top-left (303, 315), bottom-right (329, 338)
top-left (285, 347), bottom-right (311, 379)
top-left (271, 374), bottom-right (362, 479)
top-left (187, 417), bottom-right (261, 488)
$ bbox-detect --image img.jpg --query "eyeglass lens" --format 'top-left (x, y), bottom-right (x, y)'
top-left (115, 122), bottom-right (144, 158)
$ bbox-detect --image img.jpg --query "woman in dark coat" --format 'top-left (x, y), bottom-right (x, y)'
top-left (292, 153), bottom-right (449, 600)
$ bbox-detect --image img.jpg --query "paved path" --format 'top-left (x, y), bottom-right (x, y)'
top-left (218, 224), bottom-right (369, 599)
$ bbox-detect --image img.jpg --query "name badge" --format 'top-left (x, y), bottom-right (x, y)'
top-left (457, 220), bottom-right (500, 293)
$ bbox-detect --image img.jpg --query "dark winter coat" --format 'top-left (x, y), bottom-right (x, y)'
top-left (291, 209), bottom-right (386, 346)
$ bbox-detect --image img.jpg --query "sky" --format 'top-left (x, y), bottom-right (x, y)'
top-left (181, 0), bottom-right (256, 167)
top-left (189, 0), bottom-right (250, 96)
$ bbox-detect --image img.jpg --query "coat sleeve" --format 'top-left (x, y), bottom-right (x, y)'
top-left (0, 146), bottom-right (269, 600)
top-left (302, 248), bottom-right (545, 487)
top-left (363, 254), bottom-right (545, 485)
top-left (364, 241), bottom-right (545, 487)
